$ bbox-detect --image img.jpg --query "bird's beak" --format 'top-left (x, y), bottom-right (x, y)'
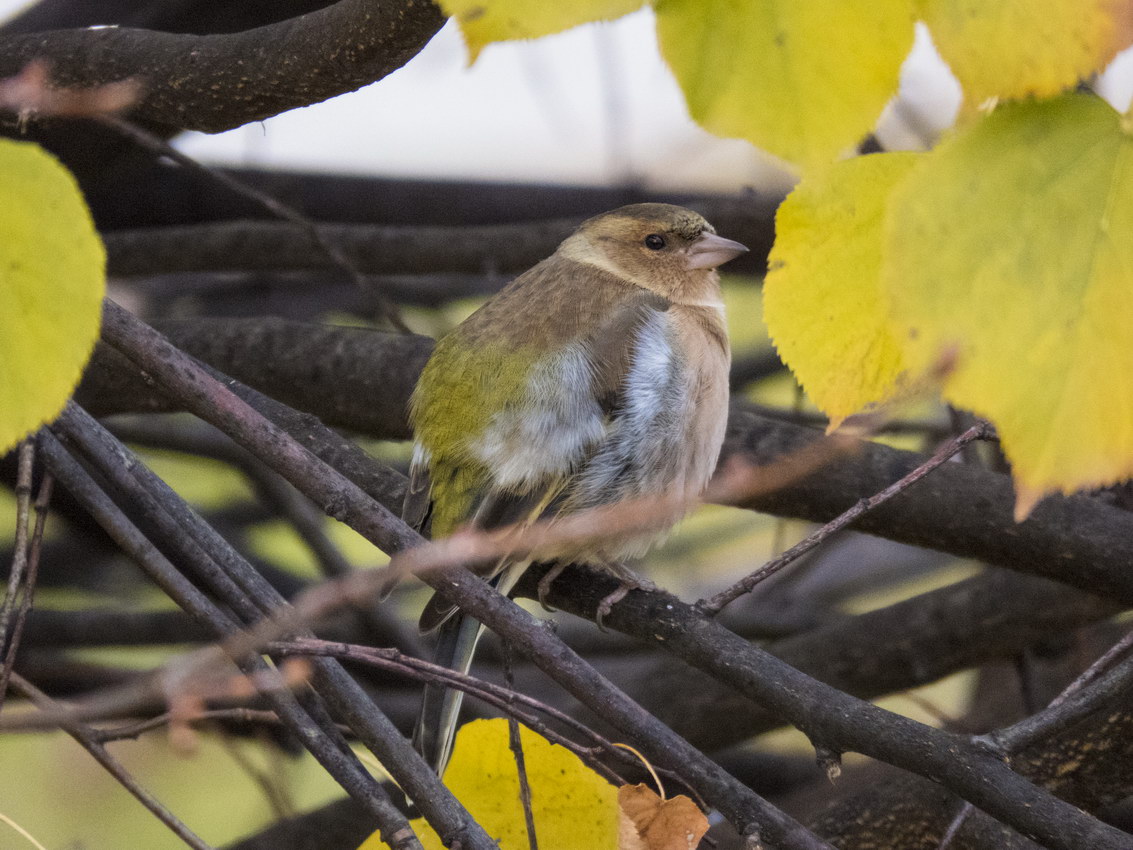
top-left (685, 232), bottom-right (749, 270)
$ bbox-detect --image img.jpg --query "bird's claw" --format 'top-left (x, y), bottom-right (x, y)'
top-left (595, 575), bottom-right (656, 631)
top-left (537, 563), bottom-right (567, 612)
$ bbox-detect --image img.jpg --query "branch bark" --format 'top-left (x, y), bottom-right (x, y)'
top-left (0, 0), bottom-right (446, 132)
top-left (102, 196), bottom-right (774, 278)
top-left (596, 568), bottom-right (1120, 753)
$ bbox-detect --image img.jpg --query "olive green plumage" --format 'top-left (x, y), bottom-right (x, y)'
top-left (405, 203), bottom-right (748, 773)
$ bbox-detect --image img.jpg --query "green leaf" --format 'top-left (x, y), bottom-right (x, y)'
top-left (0, 139), bottom-right (105, 453)
top-left (884, 93), bottom-right (1133, 513)
top-left (440, 0), bottom-right (645, 62)
top-left (654, 0), bottom-right (916, 171)
top-left (764, 152), bottom-right (918, 426)
top-left (922, 0), bottom-right (1133, 106)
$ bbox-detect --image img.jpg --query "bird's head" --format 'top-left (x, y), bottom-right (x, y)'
top-left (558, 203), bottom-right (749, 305)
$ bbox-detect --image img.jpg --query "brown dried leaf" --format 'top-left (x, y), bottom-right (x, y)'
top-left (617, 784), bottom-right (709, 850)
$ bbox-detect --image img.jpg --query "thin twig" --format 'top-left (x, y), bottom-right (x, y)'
top-left (978, 626), bottom-right (1133, 756)
top-left (0, 811), bottom-right (46, 850)
top-left (0, 440), bottom-right (35, 654)
top-left (93, 708), bottom-right (289, 743)
top-left (37, 429), bottom-right (431, 850)
top-left (936, 802), bottom-right (974, 850)
top-left (1048, 627), bottom-right (1133, 709)
top-left (504, 642), bottom-right (540, 850)
top-left (275, 638), bottom-right (644, 789)
top-left (0, 440), bottom-right (36, 713)
top-left (99, 116), bottom-right (410, 333)
top-left (218, 732), bottom-right (295, 820)
top-left (698, 424), bottom-right (991, 615)
top-left (8, 672), bottom-right (215, 850)
top-left (0, 470), bottom-right (52, 713)
top-left (109, 417), bottom-right (424, 655)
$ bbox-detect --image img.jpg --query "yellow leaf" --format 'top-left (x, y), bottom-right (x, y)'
top-left (358, 719), bottom-right (619, 850)
top-left (617, 784), bottom-right (708, 850)
top-left (654, 0), bottom-right (916, 171)
top-left (440, 0), bottom-right (645, 62)
top-left (884, 93), bottom-right (1133, 508)
top-left (923, 0), bottom-right (1133, 107)
top-left (0, 139), bottom-right (104, 454)
top-left (764, 153), bottom-right (919, 426)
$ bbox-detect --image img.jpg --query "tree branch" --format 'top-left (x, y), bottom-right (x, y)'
top-left (37, 428), bottom-right (430, 850)
top-left (593, 568), bottom-right (1120, 753)
top-left (535, 568), bottom-right (1130, 850)
top-left (101, 198), bottom-right (772, 278)
top-left (95, 299), bottom-right (833, 850)
top-left (93, 300), bottom-right (1133, 849)
top-left (0, 0), bottom-right (446, 132)
top-left (9, 672), bottom-right (215, 850)
top-left (78, 317), bottom-right (1133, 604)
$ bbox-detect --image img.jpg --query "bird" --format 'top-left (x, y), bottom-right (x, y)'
top-left (403, 203), bottom-right (748, 773)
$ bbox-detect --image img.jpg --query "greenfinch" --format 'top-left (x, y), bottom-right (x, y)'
top-left (404, 203), bottom-right (748, 772)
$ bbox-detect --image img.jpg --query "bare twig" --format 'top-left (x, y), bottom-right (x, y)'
top-left (0, 468), bottom-right (52, 712)
top-left (0, 440), bottom-right (34, 647)
top-left (275, 638), bottom-right (631, 788)
top-left (504, 644), bottom-right (540, 850)
top-left (699, 423), bottom-right (991, 615)
top-left (218, 732), bottom-right (296, 820)
top-left (99, 300), bottom-right (418, 556)
top-left (0, 439), bottom-right (36, 712)
top-left (979, 627), bottom-right (1133, 757)
top-left (9, 672), bottom-right (215, 850)
top-left (100, 116), bottom-right (409, 333)
top-left (37, 430), bottom-right (431, 850)
top-left (937, 802), bottom-right (974, 850)
top-left (109, 417), bottom-right (423, 655)
top-left (93, 708), bottom-right (288, 743)
top-left (1048, 627), bottom-right (1133, 709)
top-left (0, 811), bottom-right (46, 850)
top-left (536, 569), bottom-right (1133, 850)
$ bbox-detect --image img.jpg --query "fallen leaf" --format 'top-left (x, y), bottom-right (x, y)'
top-left (618, 783), bottom-right (708, 850)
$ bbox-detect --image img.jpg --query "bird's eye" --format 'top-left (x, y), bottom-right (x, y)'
top-left (644, 234), bottom-right (666, 251)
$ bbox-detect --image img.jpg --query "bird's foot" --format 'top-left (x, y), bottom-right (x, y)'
top-left (595, 570), bottom-right (656, 631)
top-left (536, 563), bottom-right (568, 612)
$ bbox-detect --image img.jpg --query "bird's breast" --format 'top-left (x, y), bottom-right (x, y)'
top-left (565, 305), bottom-right (730, 518)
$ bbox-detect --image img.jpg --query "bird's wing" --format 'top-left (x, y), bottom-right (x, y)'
top-left (401, 448), bottom-right (433, 534)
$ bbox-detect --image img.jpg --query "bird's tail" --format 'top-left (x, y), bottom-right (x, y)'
top-left (413, 560), bottom-right (530, 775)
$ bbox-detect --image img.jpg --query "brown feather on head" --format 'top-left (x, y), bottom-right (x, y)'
top-left (557, 203), bottom-right (748, 304)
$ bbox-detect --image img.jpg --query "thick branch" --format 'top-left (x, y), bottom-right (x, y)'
top-left (79, 320), bottom-right (430, 439)
top-left (597, 569), bottom-right (1120, 753)
top-left (0, 0), bottom-right (446, 132)
top-left (102, 197), bottom-right (773, 278)
top-left (807, 679), bottom-right (1133, 849)
top-left (536, 569), bottom-right (1129, 850)
top-left (78, 318), bottom-right (1133, 603)
top-left (1, 0), bottom-right (338, 36)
